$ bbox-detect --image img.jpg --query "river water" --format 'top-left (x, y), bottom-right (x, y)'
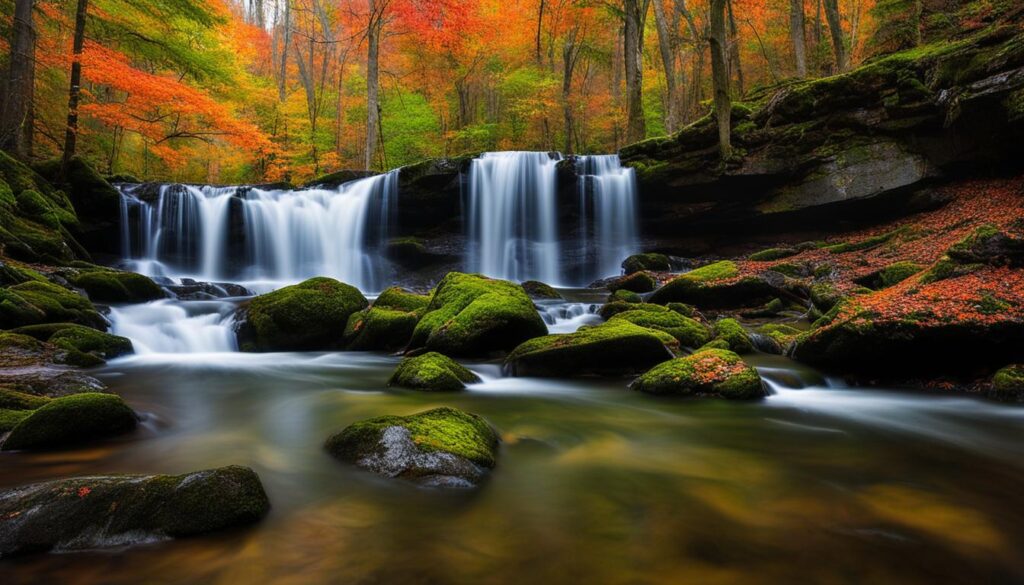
top-left (2, 300), bottom-right (1024, 583)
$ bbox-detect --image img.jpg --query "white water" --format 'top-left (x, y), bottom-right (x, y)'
top-left (119, 171), bottom-right (399, 292)
top-left (109, 300), bottom-right (238, 355)
top-left (537, 301), bottom-right (602, 333)
top-left (576, 155), bottom-right (640, 283)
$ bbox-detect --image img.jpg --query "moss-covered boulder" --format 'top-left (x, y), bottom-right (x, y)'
top-left (324, 407), bottom-right (499, 488)
top-left (0, 333), bottom-right (107, 395)
top-left (598, 301), bottom-right (670, 320)
top-left (947, 224), bottom-right (1024, 267)
top-left (0, 151), bottom-right (83, 263)
top-left (712, 318), bottom-right (754, 353)
top-left (754, 323), bottom-right (803, 354)
top-left (630, 349), bottom-right (766, 399)
top-left (409, 272), bottom-right (547, 357)
top-left (387, 352), bottom-right (481, 392)
top-left (0, 279), bottom-right (105, 329)
top-left (0, 465), bottom-right (270, 557)
top-left (622, 253), bottom-right (671, 275)
top-left (2, 393), bottom-right (138, 451)
top-left (609, 309), bottom-right (711, 348)
top-left (13, 323), bottom-right (133, 360)
top-left (609, 289), bottom-right (642, 303)
top-left (521, 280), bottom-right (562, 299)
top-left (990, 365), bottom-right (1024, 401)
top-left (648, 261), bottom-right (778, 308)
top-left (0, 388), bottom-right (49, 432)
top-left (236, 277), bottom-right (368, 351)
top-left (608, 271), bottom-right (657, 293)
top-left (855, 261), bottom-right (925, 290)
top-left (343, 308), bottom-right (419, 351)
top-left (504, 321), bottom-right (677, 377)
top-left (69, 270), bottom-right (163, 303)
top-left (748, 247), bottom-right (798, 261)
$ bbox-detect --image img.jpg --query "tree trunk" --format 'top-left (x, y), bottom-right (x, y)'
top-left (61, 0), bottom-right (88, 174)
top-left (623, 0), bottom-right (648, 143)
top-left (823, 0), bottom-right (847, 72)
top-left (675, 0), bottom-right (702, 120)
top-left (254, 0), bottom-right (265, 28)
top-left (790, 0), bottom-right (807, 77)
top-left (1, 0), bottom-right (36, 159)
top-left (365, 0), bottom-right (384, 171)
top-left (652, 0), bottom-right (680, 133)
top-left (726, 0), bottom-right (744, 96)
top-left (709, 0), bottom-right (731, 159)
top-left (535, 0), bottom-right (545, 66)
top-left (278, 0), bottom-right (290, 101)
top-left (562, 26), bottom-right (580, 154)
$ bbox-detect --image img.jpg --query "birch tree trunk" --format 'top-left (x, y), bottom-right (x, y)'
top-left (709, 0), bottom-right (731, 159)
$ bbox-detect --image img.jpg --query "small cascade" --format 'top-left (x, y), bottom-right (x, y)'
top-left (109, 300), bottom-right (238, 354)
top-left (536, 302), bottom-right (602, 334)
top-left (119, 171), bottom-right (399, 291)
top-left (576, 155), bottom-right (639, 283)
top-left (465, 152), bottom-right (562, 285)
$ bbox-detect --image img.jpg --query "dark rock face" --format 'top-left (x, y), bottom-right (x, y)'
top-left (0, 466), bottom-right (270, 557)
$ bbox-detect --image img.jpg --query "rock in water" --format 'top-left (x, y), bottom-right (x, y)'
top-left (325, 407), bottom-right (499, 488)
top-left (0, 466), bottom-right (270, 557)
top-left (630, 349), bottom-right (767, 399)
top-left (2, 392), bottom-right (138, 451)
top-left (388, 352), bottom-right (481, 392)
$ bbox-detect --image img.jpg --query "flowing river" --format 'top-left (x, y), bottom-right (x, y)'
top-left (2, 294), bottom-right (1024, 584)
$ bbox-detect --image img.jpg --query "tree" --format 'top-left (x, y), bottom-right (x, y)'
top-left (790, 0), bottom-right (807, 77)
top-left (61, 0), bottom-right (89, 174)
top-left (823, 0), bottom-right (847, 72)
top-left (623, 0), bottom-right (649, 143)
top-left (726, 0), bottom-right (743, 96)
top-left (709, 0), bottom-right (731, 159)
top-left (365, 0), bottom-right (388, 170)
top-left (651, 0), bottom-right (681, 133)
top-left (1, 0), bottom-right (36, 159)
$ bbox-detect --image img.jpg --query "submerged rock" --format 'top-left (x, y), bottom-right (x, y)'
top-left (325, 407), bottom-right (499, 488)
top-left (388, 352), bottom-right (481, 392)
top-left (630, 349), bottom-right (767, 399)
top-left (409, 272), bottom-right (547, 357)
top-left (2, 392), bottom-right (138, 451)
top-left (236, 277), bottom-right (369, 351)
top-left (504, 320), bottom-right (677, 377)
top-left (0, 466), bottom-right (270, 557)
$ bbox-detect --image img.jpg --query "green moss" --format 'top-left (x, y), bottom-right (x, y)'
top-left (409, 272), bottom-right (547, 357)
top-left (992, 365), bottom-right (1024, 399)
top-left (767, 263), bottom-right (804, 278)
top-left (609, 309), bottom-right (711, 348)
top-left (978, 293), bottom-right (1010, 315)
top-left (648, 262), bottom-right (777, 308)
top-left (388, 352), bottom-right (481, 392)
top-left (598, 300), bottom-right (666, 319)
top-left (0, 261), bottom-right (45, 286)
top-left (0, 280), bottom-right (104, 329)
top-left (622, 253), bottom-right (671, 274)
top-left (861, 261), bottom-right (925, 289)
top-left (666, 302), bottom-right (697, 317)
top-left (697, 338), bottom-right (732, 351)
top-left (749, 247), bottom-right (798, 261)
top-left (0, 408), bottom-right (32, 433)
top-left (630, 349), bottom-right (765, 399)
top-left (325, 406), bottom-right (499, 468)
top-left (609, 271), bottom-right (656, 293)
top-left (810, 282), bottom-right (844, 313)
top-left (343, 307), bottom-right (420, 351)
top-left (33, 156), bottom-right (120, 223)
top-left (2, 393), bottom-right (138, 451)
top-left (712, 318), bottom-right (754, 353)
top-left (504, 320), bottom-right (676, 377)
top-left (610, 289), bottom-right (642, 303)
top-left (681, 261), bottom-right (738, 282)
top-left (823, 229), bottom-right (903, 254)
top-left (70, 270), bottom-right (163, 303)
top-left (521, 280), bottom-right (562, 300)
top-left (742, 297), bottom-right (786, 318)
top-left (919, 256), bottom-right (983, 284)
top-left (47, 325), bottom-right (133, 359)
top-left (756, 323), bottom-right (802, 348)
top-left (0, 387), bottom-right (51, 410)
top-left (373, 286), bottom-right (431, 313)
top-left (240, 277), bottom-right (368, 351)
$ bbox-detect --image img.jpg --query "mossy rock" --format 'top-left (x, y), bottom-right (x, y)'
top-left (918, 255), bottom-right (984, 285)
top-left (609, 309), bottom-right (711, 348)
top-left (373, 286), bottom-right (431, 313)
top-left (0, 387), bottom-right (50, 411)
top-left (0, 408), bottom-right (33, 433)
top-left (13, 323), bottom-right (133, 360)
top-left (754, 323), bottom-right (803, 354)
top-left (0, 280), bottom-right (105, 329)
top-left (409, 272), bottom-right (547, 357)
top-left (749, 247), bottom-right (798, 261)
top-left (343, 307), bottom-right (419, 351)
top-left (767, 262), bottom-right (806, 278)
top-left (630, 349), bottom-right (766, 399)
top-left (598, 301), bottom-right (668, 320)
top-left (947, 224), bottom-right (1024, 266)
top-left (387, 352), bottom-right (481, 392)
top-left (237, 277), bottom-right (368, 351)
top-left (608, 271), bottom-right (657, 293)
top-left (33, 156), bottom-right (121, 224)
top-left (2, 393), bottom-right (138, 451)
top-left (385, 237), bottom-right (430, 266)
top-left (740, 298), bottom-right (786, 318)
top-left (991, 365), bottom-right (1024, 401)
top-left (504, 321), bottom-right (677, 377)
top-left (622, 253), bottom-right (671, 275)
top-left (697, 338), bottom-right (732, 351)
top-left (609, 289), bottom-right (642, 303)
top-left (521, 280), bottom-right (562, 300)
top-left (648, 261), bottom-right (777, 308)
top-left (0, 261), bottom-right (45, 286)
top-left (856, 261), bottom-right (924, 290)
top-left (809, 282), bottom-right (844, 313)
top-left (324, 407), bottom-right (499, 488)
top-left (0, 466), bottom-right (270, 556)
top-left (70, 270), bottom-right (163, 303)
top-left (666, 302), bottom-right (697, 318)
top-left (712, 318), bottom-right (755, 353)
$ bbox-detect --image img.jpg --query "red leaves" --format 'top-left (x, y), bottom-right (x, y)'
top-left (77, 487), bottom-right (91, 498)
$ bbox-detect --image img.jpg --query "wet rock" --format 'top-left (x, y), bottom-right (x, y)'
top-left (521, 280), bottom-right (562, 300)
top-left (711, 318), bottom-right (754, 354)
top-left (12, 323), bottom-right (133, 361)
top-left (607, 271), bottom-right (657, 293)
top-left (991, 365), bottom-right (1024, 401)
top-left (609, 309), bottom-right (711, 348)
top-left (1, 392), bottom-right (138, 451)
top-left (0, 466), bottom-right (270, 557)
top-left (648, 261), bottom-right (779, 308)
top-left (165, 278), bottom-right (251, 300)
top-left (0, 279), bottom-right (105, 330)
top-left (0, 333), bottom-right (107, 396)
top-left (387, 352), bottom-right (481, 392)
top-left (325, 407), bottom-right (499, 488)
top-left (631, 349), bottom-right (767, 399)
top-left (622, 253), bottom-right (671, 275)
top-left (68, 269), bottom-right (164, 303)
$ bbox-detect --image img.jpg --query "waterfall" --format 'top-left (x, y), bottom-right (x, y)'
top-left (109, 300), bottom-right (238, 354)
top-left (465, 152), bottom-right (562, 285)
top-left (576, 155), bottom-right (639, 284)
top-left (119, 171), bottom-right (399, 292)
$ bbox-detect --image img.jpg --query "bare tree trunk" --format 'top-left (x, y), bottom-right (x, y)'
top-left (365, 0), bottom-right (385, 171)
top-left (61, 0), bottom-right (88, 174)
top-left (623, 0), bottom-right (648, 143)
top-left (254, 0), bottom-right (265, 28)
top-left (726, 0), bottom-right (744, 96)
top-left (675, 0), bottom-right (702, 120)
top-left (535, 0), bottom-right (545, 66)
top-left (1, 0), bottom-right (36, 159)
top-left (562, 25), bottom-right (580, 154)
top-left (652, 0), bottom-right (680, 134)
top-left (278, 0), bottom-right (290, 101)
top-left (790, 0), bottom-right (807, 77)
top-left (823, 0), bottom-right (847, 72)
top-left (709, 0), bottom-right (731, 159)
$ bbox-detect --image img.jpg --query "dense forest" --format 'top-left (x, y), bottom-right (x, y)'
top-left (0, 0), bottom-right (991, 183)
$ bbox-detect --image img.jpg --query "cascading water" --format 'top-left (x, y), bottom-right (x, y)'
top-left (575, 155), bottom-right (639, 284)
top-left (119, 170), bottom-right (399, 291)
top-left (108, 300), bottom-right (238, 354)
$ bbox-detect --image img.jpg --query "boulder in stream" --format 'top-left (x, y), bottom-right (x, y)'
top-left (1, 392), bottom-right (138, 451)
top-left (630, 349), bottom-right (767, 399)
top-left (387, 352), bottom-right (481, 392)
top-left (0, 465), bottom-right (270, 557)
